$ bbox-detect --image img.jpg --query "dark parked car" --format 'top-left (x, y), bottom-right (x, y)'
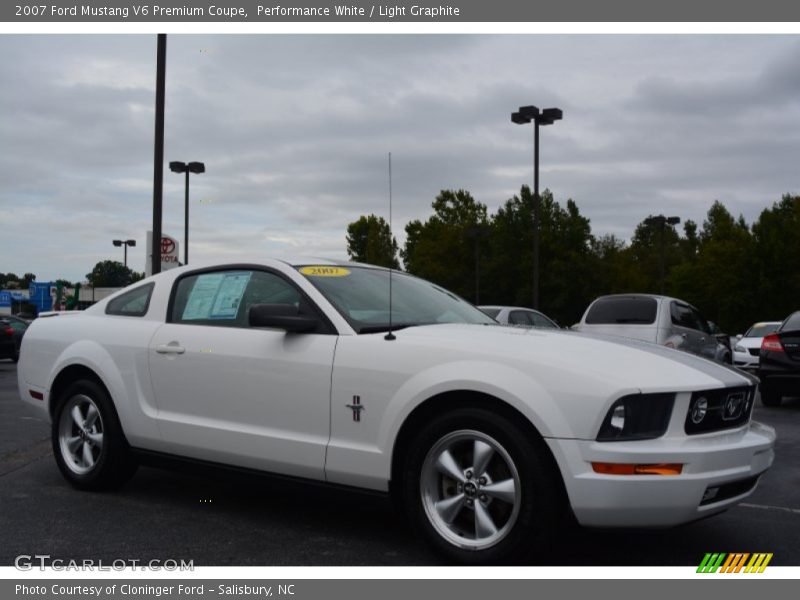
top-left (0, 314), bottom-right (29, 362)
top-left (758, 310), bottom-right (800, 407)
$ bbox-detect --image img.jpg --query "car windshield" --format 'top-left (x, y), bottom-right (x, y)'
top-left (744, 323), bottom-right (779, 338)
top-left (297, 265), bottom-right (495, 334)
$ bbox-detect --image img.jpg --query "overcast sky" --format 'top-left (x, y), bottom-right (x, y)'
top-left (1, 34), bottom-right (799, 282)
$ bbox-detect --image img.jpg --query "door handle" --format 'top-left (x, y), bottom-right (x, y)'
top-left (156, 343), bottom-right (185, 355)
top-left (681, 333), bottom-right (687, 339)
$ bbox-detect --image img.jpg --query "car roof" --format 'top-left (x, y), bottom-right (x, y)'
top-left (478, 305), bottom-right (543, 313)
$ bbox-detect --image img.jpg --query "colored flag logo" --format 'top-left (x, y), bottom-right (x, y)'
top-left (697, 553), bottom-right (773, 573)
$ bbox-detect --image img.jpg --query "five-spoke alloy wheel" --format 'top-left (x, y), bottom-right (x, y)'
top-left (403, 406), bottom-right (561, 564)
top-left (58, 393), bottom-right (105, 475)
top-left (52, 379), bottom-right (137, 490)
top-left (420, 430), bottom-right (521, 550)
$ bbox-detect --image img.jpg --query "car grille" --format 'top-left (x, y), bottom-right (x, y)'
top-left (748, 348), bottom-right (760, 356)
top-left (684, 386), bottom-right (755, 435)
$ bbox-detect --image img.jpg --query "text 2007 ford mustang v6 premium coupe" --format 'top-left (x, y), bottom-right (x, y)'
top-left (18, 260), bottom-right (775, 563)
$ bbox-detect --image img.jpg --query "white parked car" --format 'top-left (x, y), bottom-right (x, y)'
top-left (478, 305), bottom-right (559, 329)
top-left (733, 322), bottom-right (782, 371)
top-left (18, 260), bottom-right (775, 564)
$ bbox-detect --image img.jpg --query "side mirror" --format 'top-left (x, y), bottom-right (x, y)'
top-left (736, 334), bottom-right (743, 340)
top-left (249, 303), bottom-right (318, 333)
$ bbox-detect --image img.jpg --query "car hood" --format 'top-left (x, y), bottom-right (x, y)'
top-left (389, 323), bottom-right (756, 392)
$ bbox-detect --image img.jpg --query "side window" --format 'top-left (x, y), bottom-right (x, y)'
top-left (670, 302), bottom-right (696, 330)
top-left (170, 270), bottom-right (302, 328)
top-left (106, 283), bottom-right (154, 317)
top-left (509, 311), bottom-right (532, 326)
top-left (530, 312), bottom-right (555, 328)
top-left (690, 307), bottom-right (711, 334)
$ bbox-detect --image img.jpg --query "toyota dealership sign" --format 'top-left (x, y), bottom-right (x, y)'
top-left (145, 231), bottom-right (180, 276)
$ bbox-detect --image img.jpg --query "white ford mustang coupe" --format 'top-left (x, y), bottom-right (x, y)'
top-left (18, 259), bottom-right (775, 563)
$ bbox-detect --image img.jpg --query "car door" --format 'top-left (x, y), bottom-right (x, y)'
top-left (689, 306), bottom-right (718, 360)
top-left (147, 267), bottom-right (338, 481)
top-left (669, 301), bottom-right (703, 355)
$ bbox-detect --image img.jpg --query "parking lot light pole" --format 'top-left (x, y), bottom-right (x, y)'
top-left (169, 161), bottom-right (205, 266)
top-left (112, 239), bottom-right (136, 268)
top-left (644, 215), bottom-right (681, 295)
top-left (511, 105), bottom-right (562, 310)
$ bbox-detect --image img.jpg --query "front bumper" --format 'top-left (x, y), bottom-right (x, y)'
top-left (733, 350), bottom-right (758, 370)
top-left (546, 421), bottom-right (775, 527)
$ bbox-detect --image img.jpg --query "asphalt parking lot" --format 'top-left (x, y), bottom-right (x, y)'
top-left (1, 359), bottom-right (798, 567)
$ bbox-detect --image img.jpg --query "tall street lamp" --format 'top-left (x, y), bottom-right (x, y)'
top-left (644, 214), bottom-right (681, 295)
top-left (511, 105), bottom-right (562, 310)
top-left (169, 161), bottom-right (205, 266)
top-left (112, 239), bottom-right (136, 268)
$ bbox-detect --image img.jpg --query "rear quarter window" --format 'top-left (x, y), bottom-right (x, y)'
top-left (105, 283), bottom-right (155, 317)
top-left (584, 297), bottom-right (657, 325)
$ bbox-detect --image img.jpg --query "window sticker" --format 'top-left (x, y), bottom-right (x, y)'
top-left (299, 266), bottom-right (351, 277)
top-left (182, 272), bottom-right (252, 320)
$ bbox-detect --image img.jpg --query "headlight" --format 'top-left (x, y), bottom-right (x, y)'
top-left (596, 393), bottom-right (675, 442)
top-left (734, 344), bottom-right (746, 353)
top-left (690, 396), bottom-right (708, 424)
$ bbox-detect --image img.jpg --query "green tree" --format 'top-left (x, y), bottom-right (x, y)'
top-left (22, 273), bottom-right (36, 288)
top-left (692, 201), bottom-right (754, 332)
top-left (751, 194), bottom-right (800, 323)
top-left (486, 186), bottom-right (597, 325)
top-left (346, 214), bottom-right (400, 269)
top-left (86, 261), bottom-right (139, 287)
top-left (627, 215), bottom-right (683, 295)
top-left (402, 189), bottom-right (489, 301)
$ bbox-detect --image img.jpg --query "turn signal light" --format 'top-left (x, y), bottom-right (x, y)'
top-left (761, 334), bottom-right (784, 353)
top-left (592, 462), bottom-right (683, 476)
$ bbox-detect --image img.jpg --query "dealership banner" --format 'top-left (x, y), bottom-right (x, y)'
top-left (4, 0), bottom-right (800, 22)
top-left (3, 579), bottom-right (799, 599)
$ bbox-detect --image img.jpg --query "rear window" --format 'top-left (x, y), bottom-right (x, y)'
top-left (782, 312), bottom-right (800, 332)
top-left (744, 323), bottom-right (779, 338)
top-left (585, 297), bottom-right (657, 325)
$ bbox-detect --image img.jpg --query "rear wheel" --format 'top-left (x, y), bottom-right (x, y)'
top-left (760, 381), bottom-right (782, 407)
top-left (401, 407), bottom-right (561, 564)
top-left (52, 379), bottom-right (137, 490)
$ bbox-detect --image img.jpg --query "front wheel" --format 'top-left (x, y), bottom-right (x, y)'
top-left (52, 379), bottom-right (137, 490)
top-left (401, 407), bottom-right (561, 564)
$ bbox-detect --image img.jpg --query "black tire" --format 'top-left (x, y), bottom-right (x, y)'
top-left (11, 348), bottom-right (19, 363)
top-left (401, 406), bottom-right (562, 565)
top-left (760, 381), bottom-right (782, 407)
top-left (51, 378), bottom-right (137, 490)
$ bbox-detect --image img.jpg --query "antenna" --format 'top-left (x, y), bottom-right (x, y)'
top-left (384, 152), bottom-right (396, 341)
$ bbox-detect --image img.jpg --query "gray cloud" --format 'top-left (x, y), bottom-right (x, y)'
top-left (1, 35), bottom-right (799, 282)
